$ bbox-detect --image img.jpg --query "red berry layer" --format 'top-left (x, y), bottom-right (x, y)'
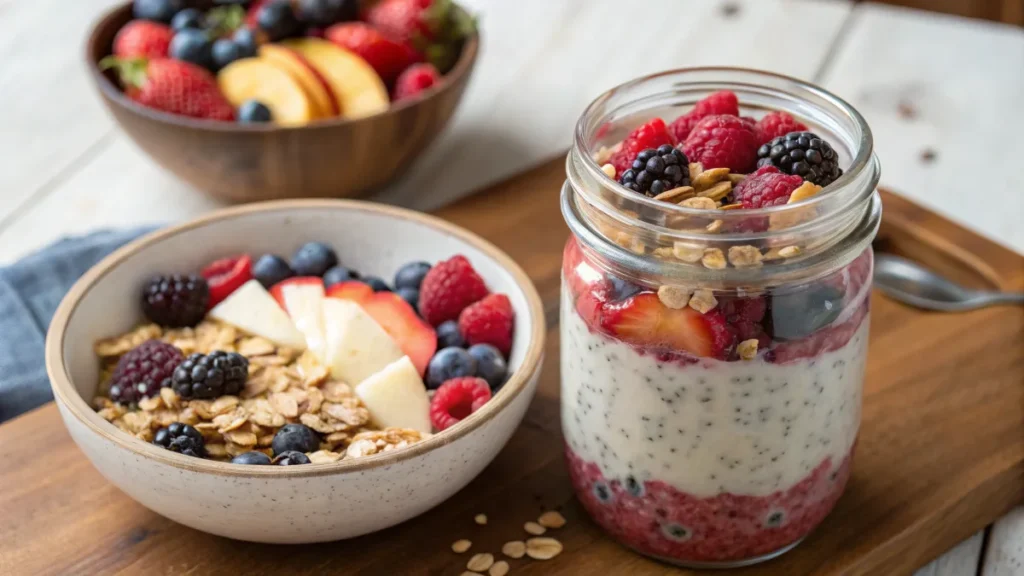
top-left (566, 444), bottom-right (853, 564)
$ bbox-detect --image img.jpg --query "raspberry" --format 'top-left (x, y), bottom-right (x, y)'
top-left (458, 294), bottom-right (514, 356)
top-left (755, 111), bottom-right (807, 145)
top-left (108, 340), bottom-right (184, 404)
top-left (418, 255), bottom-right (489, 326)
top-left (732, 165), bottom-right (804, 208)
top-left (608, 118), bottom-right (675, 177)
top-left (682, 115), bottom-right (759, 173)
top-left (429, 377), bottom-right (491, 431)
top-left (667, 90), bottom-right (740, 142)
top-left (154, 422), bottom-right (206, 458)
top-left (393, 63), bottom-right (442, 101)
top-left (141, 274), bottom-right (209, 328)
top-left (171, 351), bottom-right (249, 399)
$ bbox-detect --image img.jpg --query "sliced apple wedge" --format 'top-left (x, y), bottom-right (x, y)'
top-left (259, 44), bottom-right (339, 119)
top-left (281, 38), bottom-right (389, 119)
top-left (270, 277), bottom-right (327, 361)
top-left (323, 298), bottom-right (403, 384)
top-left (209, 280), bottom-right (307, 350)
top-left (355, 356), bottom-right (432, 433)
top-left (217, 57), bottom-right (314, 126)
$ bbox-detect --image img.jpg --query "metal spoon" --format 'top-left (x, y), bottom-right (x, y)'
top-left (873, 253), bottom-right (1024, 312)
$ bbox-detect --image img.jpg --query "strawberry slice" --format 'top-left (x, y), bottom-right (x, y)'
top-left (601, 293), bottom-right (735, 359)
top-left (361, 292), bottom-right (437, 376)
top-left (325, 280), bottom-right (374, 303)
top-left (270, 276), bottom-right (324, 310)
top-left (201, 255), bottom-right (253, 308)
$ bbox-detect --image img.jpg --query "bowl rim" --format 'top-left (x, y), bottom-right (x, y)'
top-left (85, 1), bottom-right (480, 131)
top-left (45, 199), bottom-right (546, 477)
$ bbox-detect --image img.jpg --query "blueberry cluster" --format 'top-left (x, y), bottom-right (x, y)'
top-left (619, 145), bottom-right (690, 197)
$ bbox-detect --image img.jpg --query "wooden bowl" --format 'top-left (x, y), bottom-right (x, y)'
top-left (45, 200), bottom-right (545, 543)
top-left (85, 3), bottom-right (479, 203)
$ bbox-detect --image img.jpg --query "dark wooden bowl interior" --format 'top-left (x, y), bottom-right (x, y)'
top-left (86, 2), bottom-right (478, 202)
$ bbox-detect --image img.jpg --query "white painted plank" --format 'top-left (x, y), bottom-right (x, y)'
top-left (914, 530), bottom-right (985, 576)
top-left (983, 505), bottom-right (1024, 576)
top-left (0, 0), bottom-right (121, 225)
top-left (819, 2), bottom-right (1024, 254)
top-left (0, 0), bottom-right (853, 263)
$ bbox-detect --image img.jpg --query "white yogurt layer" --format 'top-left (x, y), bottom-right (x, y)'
top-left (561, 288), bottom-right (867, 498)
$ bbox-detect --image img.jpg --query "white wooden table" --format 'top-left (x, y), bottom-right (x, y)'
top-left (1, 1), bottom-right (1021, 573)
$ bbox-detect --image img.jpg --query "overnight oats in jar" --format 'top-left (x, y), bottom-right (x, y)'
top-left (560, 68), bottom-right (880, 568)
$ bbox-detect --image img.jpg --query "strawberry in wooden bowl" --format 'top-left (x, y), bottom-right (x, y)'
top-left (86, 0), bottom-right (478, 202)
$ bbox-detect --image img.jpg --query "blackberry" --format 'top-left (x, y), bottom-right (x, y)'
top-left (141, 274), bottom-right (209, 328)
top-left (154, 422), bottom-right (206, 458)
top-left (108, 340), bottom-right (184, 404)
top-left (756, 131), bottom-right (843, 187)
top-left (171, 351), bottom-right (249, 399)
top-left (618, 145), bottom-right (690, 197)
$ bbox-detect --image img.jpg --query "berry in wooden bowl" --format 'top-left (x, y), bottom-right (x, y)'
top-left (86, 0), bottom-right (478, 202)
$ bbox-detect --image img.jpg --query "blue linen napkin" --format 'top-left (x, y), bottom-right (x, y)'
top-left (0, 227), bottom-right (155, 423)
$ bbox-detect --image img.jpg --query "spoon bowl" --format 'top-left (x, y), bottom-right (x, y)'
top-left (873, 253), bottom-right (1024, 312)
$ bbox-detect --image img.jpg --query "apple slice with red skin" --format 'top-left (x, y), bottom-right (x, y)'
top-left (259, 44), bottom-right (339, 118)
top-left (601, 292), bottom-right (736, 360)
top-left (270, 276), bottom-right (324, 310)
top-left (327, 281), bottom-right (437, 375)
top-left (325, 280), bottom-right (373, 303)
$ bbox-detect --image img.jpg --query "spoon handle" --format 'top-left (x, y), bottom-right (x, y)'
top-left (974, 292), bottom-right (1024, 307)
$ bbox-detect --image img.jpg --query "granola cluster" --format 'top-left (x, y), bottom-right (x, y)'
top-left (93, 320), bottom-right (429, 462)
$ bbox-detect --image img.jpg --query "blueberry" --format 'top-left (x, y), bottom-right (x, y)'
top-left (362, 276), bottom-right (391, 292)
top-left (256, 0), bottom-right (302, 41)
top-left (231, 451), bottom-right (272, 465)
top-left (170, 7), bottom-right (205, 30)
top-left (425, 347), bottom-right (476, 389)
top-left (169, 28), bottom-right (214, 70)
top-left (231, 27), bottom-right (261, 58)
top-left (323, 265), bottom-right (360, 287)
top-left (211, 38), bottom-right (247, 71)
top-left (294, 0), bottom-right (358, 26)
top-left (271, 423), bottom-right (320, 456)
top-left (238, 100), bottom-right (273, 123)
top-left (252, 254), bottom-right (294, 287)
top-left (769, 285), bottom-right (844, 341)
top-left (395, 287), bottom-right (419, 310)
top-left (274, 450), bottom-right (311, 465)
top-left (133, 0), bottom-right (185, 23)
top-left (290, 242), bottom-right (338, 276)
top-left (609, 276), bottom-right (643, 302)
top-left (393, 261), bottom-right (431, 290)
top-left (468, 344), bottom-right (507, 390)
top-left (436, 320), bottom-right (465, 349)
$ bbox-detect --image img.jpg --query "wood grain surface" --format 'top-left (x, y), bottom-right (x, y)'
top-left (1, 158), bottom-right (1021, 576)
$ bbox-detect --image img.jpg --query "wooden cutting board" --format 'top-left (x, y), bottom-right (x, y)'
top-left (1, 158), bottom-right (1022, 576)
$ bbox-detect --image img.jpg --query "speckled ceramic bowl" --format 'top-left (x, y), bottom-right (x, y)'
top-left (45, 200), bottom-right (545, 544)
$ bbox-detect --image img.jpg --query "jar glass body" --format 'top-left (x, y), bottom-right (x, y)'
top-left (559, 68), bottom-right (881, 568)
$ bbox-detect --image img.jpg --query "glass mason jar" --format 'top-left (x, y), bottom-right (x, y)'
top-left (560, 68), bottom-right (881, 568)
